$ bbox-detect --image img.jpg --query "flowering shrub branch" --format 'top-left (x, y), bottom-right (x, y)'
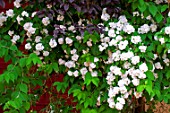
top-left (0, 0), bottom-right (170, 113)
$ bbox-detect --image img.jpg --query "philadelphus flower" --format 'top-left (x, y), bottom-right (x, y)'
top-left (65, 61), bottom-right (75, 68)
top-left (35, 43), bottom-right (44, 51)
top-left (118, 40), bottom-right (128, 50)
top-left (138, 24), bottom-right (150, 34)
top-left (31, 12), bottom-right (37, 17)
top-left (159, 38), bottom-right (165, 44)
top-left (67, 70), bottom-right (73, 76)
top-left (131, 56), bottom-right (140, 65)
top-left (11, 35), bottom-right (20, 44)
top-left (115, 103), bottom-right (123, 110)
top-left (108, 29), bottom-right (116, 37)
top-left (71, 54), bottom-right (79, 61)
top-left (8, 30), bottom-right (14, 36)
top-left (14, 0), bottom-right (21, 8)
top-left (132, 78), bottom-right (140, 86)
top-left (49, 39), bottom-right (57, 48)
top-left (42, 17), bottom-right (50, 26)
top-left (91, 71), bottom-right (98, 77)
top-left (25, 43), bottom-right (32, 50)
top-left (6, 9), bottom-right (14, 17)
top-left (101, 8), bottom-right (110, 21)
top-left (21, 11), bottom-right (29, 17)
top-left (90, 63), bottom-right (96, 69)
top-left (65, 37), bottom-right (73, 44)
top-left (58, 58), bottom-right (65, 65)
top-left (58, 38), bottom-right (64, 44)
top-left (155, 62), bottom-right (163, 69)
top-left (16, 16), bottom-right (23, 24)
top-left (165, 26), bottom-right (170, 35)
top-left (131, 36), bottom-right (142, 44)
top-left (43, 51), bottom-right (49, 57)
top-left (57, 15), bottom-right (64, 21)
top-left (73, 70), bottom-right (79, 77)
top-left (139, 46), bottom-right (147, 52)
top-left (123, 24), bottom-right (135, 34)
top-left (68, 25), bottom-right (75, 32)
top-left (150, 24), bottom-right (157, 32)
top-left (35, 36), bottom-right (42, 43)
top-left (139, 63), bottom-right (148, 72)
top-left (0, 14), bottom-right (7, 26)
top-left (80, 67), bottom-right (88, 75)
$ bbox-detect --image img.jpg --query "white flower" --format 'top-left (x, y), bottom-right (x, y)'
top-left (65, 37), bottom-right (73, 44)
top-left (71, 54), bottom-right (79, 61)
top-left (58, 59), bottom-right (65, 65)
top-left (115, 102), bottom-right (123, 110)
top-left (42, 17), bottom-right (50, 26)
top-left (28, 27), bottom-right (36, 34)
top-left (131, 36), bottom-right (142, 44)
top-left (31, 12), bottom-right (37, 17)
top-left (6, 9), bottom-right (14, 17)
top-left (35, 43), bottom-right (44, 51)
top-left (23, 22), bottom-right (33, 31)
top-left (68, 25), bottom-right (75, 31)
top-left (123, 24), bottom-right (135, 34)
top-left (119, 86), bottom-right (128, 94)
top-left (138, 72), bottom-right (146, 79)
top-left (80, 67), bottom-right (88, 75)
top-left (0, 15), bottom-right (7, 26)
top-left (159, 38), bottom-right (165, 44)
top-left (155, 62), bottom-right (163, 69)
top-left (16, 16), bottom-right (23, 24)
top-left (120, 52), bottom-right (129, 61)
top-left (49, 39), bottom-right (57, 48)
top-left (12, 35), bottom-right (20, 43)
top-left (101, 8), bottom-right (110, 21)
top-left (134, 92), bottom-right (142, 98)
top-left (110, 66), bottom-right (122, 76)
top-left (14, 0), bottom-right (21, 8)
top-left (21, 11), bottom-right (29, 17)
top-left (67, 70), bottom-right (73, 76)
top-left (131, 56), bottom-right (140, 65)
top-left (108, 101), bottom-right (115, 108)
top-left (109, 39), bottom-right (118, 46)
top-left (139, 63), bottom-right (148, 72)
top-left (57, 15), bottom-right (64, 21)
top-left (43, 51), bottom-right (49, 56)
top-left (25, 43), bottom-right (32, 50)
top-left (123, 61), bottom-right (131, 69)
top-left (150, 24), bottom-right (157, 32)
top-left (42, 29), bottom-right (48, 34)
top-left (116, 35), bottom-right (123, 41)
top-left (168, 12), bottom-right (170, 17)
top-left (8, 30), bottom-right (14, 36)
top-left (34, 51), bottom-right (40, 55)
top-left (133, 11), bottom-right (139, 16)
top-left (58, 38), bottom-right (64, 44)
top-left (73, 70), bottom-right (79, 77)
top-left (118, 80), bottom-right (125, 87)
top-left (94, 57), bottom-right (99, 62)
top-left (90, 63), bottom-right (96, 69)
top-left (76, 36), bottom-right (82, 40)
top-left (165, 26), bottom-right (170, 35)
top-left (65, 61), bottom-right (75, 68)
top-left (108, 29), bottom-right (116, 37)
top-left (117, 97), bottom-right (125, 105)
top-left (91, 71), bottom-right (98, 77)
top-left (87, 41), bottom-right (92, 47)
top-left (118, 40), bottom-right (128, 50)
top-left (139, 46), bottom-right (147, 52)
top-left (132, 79), bottom-right (140, 86)
top-left (35, 36), bottom-right (42, 43)
top-left (138, 24), bottom-right (150, 34)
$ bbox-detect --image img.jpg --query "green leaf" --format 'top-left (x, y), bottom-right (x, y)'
top-left (24, 102), bottom-right (30, 111)
top-left (84, 72), bottom-right (92, 86)
top-left (145, 71), bottom-right (154, 80)
top-left (19, 58), bottom-right (26, 67)
top-left (149, 5), bottom-right (157, 16)
top-left (139, 0), bottom-right (145, 6)
top-left (155, 13), bottom-right (163, 23)
top-left (10, 45), bottom-right (18, 51)
top-left (137, 85), bottom-right (145, 92)
top-left (157, 45), bottom-right (163, 54)
top-left (52, 62), bottom-right (59, 72)
top-left (92, 78), bottom-right (100, 87)
top-left (138, 3), bottom-right (146, 12)
top-left (161, 5), bottom-right (168, 12)
top-left (19, 83), bottom-right (28, 93)
top-left (166, 70), bottom-right (170, 79)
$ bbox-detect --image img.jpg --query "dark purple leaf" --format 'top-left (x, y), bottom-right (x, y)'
top-left (64, 4), bottom-right (69, 11)
top-left (0, 0), bottom-right (5, 8)
top-left (72, 3), bottom-right (81, 12)
top-left (68, 0), bottom-right (74, 3)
